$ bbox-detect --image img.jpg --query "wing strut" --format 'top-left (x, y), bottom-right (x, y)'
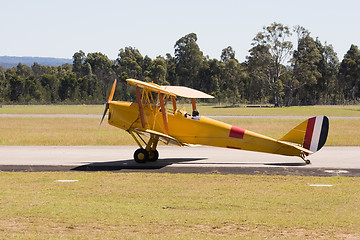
top-left (171, 96), bottom-right (177, 113)
top-left (135, 86), bottom-right (146, 128)
top-left (159, 93), bottom-right (169, 135)
top-left (191, 98), bottom-right (197, 112)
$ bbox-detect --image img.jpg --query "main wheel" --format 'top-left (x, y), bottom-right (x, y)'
top-left (305, 159), bottom-right (311, 164)
top-left (148, 150), bottom-right (159, 162)
top-left (134, 148), bottom-right (149, 163)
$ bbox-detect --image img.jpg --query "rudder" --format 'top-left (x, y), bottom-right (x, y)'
top-left (303, 116), bottom-right (329, 153)
top-left (279, 116), bottom-right (329, 154)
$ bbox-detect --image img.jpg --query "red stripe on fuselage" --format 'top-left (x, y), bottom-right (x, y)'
top-left (229, 126), bottom-right (245, 139)
top-left (303, 117), bottom-right (316, 150)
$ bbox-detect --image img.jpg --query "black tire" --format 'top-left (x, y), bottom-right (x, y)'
top-left (148, 150), bottom-right (159, 162)
top-left (134, 148), bottom-right (149, 163)
top-left (305, 159), bottom-right (311, 164)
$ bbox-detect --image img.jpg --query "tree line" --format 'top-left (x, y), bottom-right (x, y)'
top-left (1, 23), bottom-right (359, 106)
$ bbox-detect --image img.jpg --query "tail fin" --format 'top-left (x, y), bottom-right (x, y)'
top-left (279, 116), bottom-right (329, 154)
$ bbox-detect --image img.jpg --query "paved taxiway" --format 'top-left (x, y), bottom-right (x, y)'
top-left (1, 146), bottom-right (360, 176)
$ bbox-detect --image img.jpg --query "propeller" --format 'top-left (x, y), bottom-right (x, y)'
top-left (99, 79), bottom-right (117, 128)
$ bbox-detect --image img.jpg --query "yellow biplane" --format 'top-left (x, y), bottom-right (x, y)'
top-left (99, 79), bottom-right (329, 164)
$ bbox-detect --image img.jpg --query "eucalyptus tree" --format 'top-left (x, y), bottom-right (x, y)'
top-left (142, 55), bottom-right (153, 81)
top-left (116, 46), bottom-right (144, 80)
top-left (339, 44), bottom-right (360, 101)
top-left (291, 34), bottom-right (322, 105)
top-left (72, 50), bottom-right (86, 77)
top-left (220, 46), bottom-right (236, 62)
top-left (315, 41), bottom-right (339, 104)
top-left (0, 67), bottom-right (5, 101)
top-left (165, 53), bottom-right (178, 86)
top-left (222, 58), bottom-right (242, 105)
top-left (114, 47), bottom-right (145, 101)
top-left (58, 72), bottom-right (78, 101)
top-left (198, 58), bottom-right (222, 101)
top-left (250, 22), bottom-right (293, 106)
top-left (246, 44), bottom-right (273, 103)
top-left (174, 33), bottom-right (203, 89)
top-left (5, 67), bottom-right (24, 102)
top-left (219, 46), bottom-right (243, 104)
top-left (11, 63), bottom-right (43, 103)
top-left (283, 26), bottom-right (310, 106)
top-left (40, 73), bottom-right (59, 103)
top-left (85, 52), bottom-right (115, 86)
top-left (146, 56), bottom-right (168, 85)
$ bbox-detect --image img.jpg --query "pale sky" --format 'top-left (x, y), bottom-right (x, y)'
top-left (1, 0), bottom-right (359, 61)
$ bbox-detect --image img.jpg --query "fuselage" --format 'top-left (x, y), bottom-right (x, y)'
top-left (108, 101), bottom-right (302, 157)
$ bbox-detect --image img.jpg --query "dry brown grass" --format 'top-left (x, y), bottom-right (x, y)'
top-left (0, 117), bottom-right (133, 145)
top-left (2, 104), bottom-right (360, 116)
top-left (0, 117), bottom-right (358, 146)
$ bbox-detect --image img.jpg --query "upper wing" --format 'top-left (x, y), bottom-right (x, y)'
top-left (126, 78), bottom-right (214, 99)
top-left (127, 79), bottom-right (172, 95)
top-left (160, 86), bottom-right (214, 99)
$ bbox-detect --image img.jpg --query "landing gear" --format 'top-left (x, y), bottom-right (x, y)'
top-left (134, 148), bottom-right (149, 163)
top-left (133, 148), bottom-right (159, 163)
top-left (300, 152), bottom-right (311, 164)
top-left (129, 131), bottom-right (160, 163)
top-left (148, 150), bottom-right (159, 162)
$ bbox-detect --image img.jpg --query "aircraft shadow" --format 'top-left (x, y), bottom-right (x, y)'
top-left (264, 162), bottom-right (307, 167)
top-left (174, 162), bottom-right (307, 167)
top-left (71, 157), bottom-right (207, 171)
top-left (72, 158), bottom-right (306, 171)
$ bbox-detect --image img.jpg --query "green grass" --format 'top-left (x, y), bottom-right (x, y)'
top-left (0, 172), bottom-right (359, 239)
top-left (0, 117), bottom-right (359, 146)
top-left (1, 104), bottom-right (360, 116)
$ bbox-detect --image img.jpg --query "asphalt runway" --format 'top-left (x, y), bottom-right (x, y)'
top-left (1, 146), bottom-right (360, 176)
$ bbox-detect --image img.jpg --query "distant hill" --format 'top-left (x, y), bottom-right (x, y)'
top-left (0, 56), bottom-right (72, 69)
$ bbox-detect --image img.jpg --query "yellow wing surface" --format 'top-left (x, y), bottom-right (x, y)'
top-left (126, 78), bottom-right (214, 99)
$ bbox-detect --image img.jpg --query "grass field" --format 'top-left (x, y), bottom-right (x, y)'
top-left (0, 172), bottom-right (359, 239)
top-left (0, 117), bottom-right (359, 146)
top-left (1, 104), bottom-right (360, 116)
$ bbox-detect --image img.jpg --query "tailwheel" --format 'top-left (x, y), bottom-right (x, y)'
top-left (300, 152), bottom-right (311, 164)
top-left (134, 148), bottom-right (149, 163)
top-left (148, 150), bottom-right (159, 162)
